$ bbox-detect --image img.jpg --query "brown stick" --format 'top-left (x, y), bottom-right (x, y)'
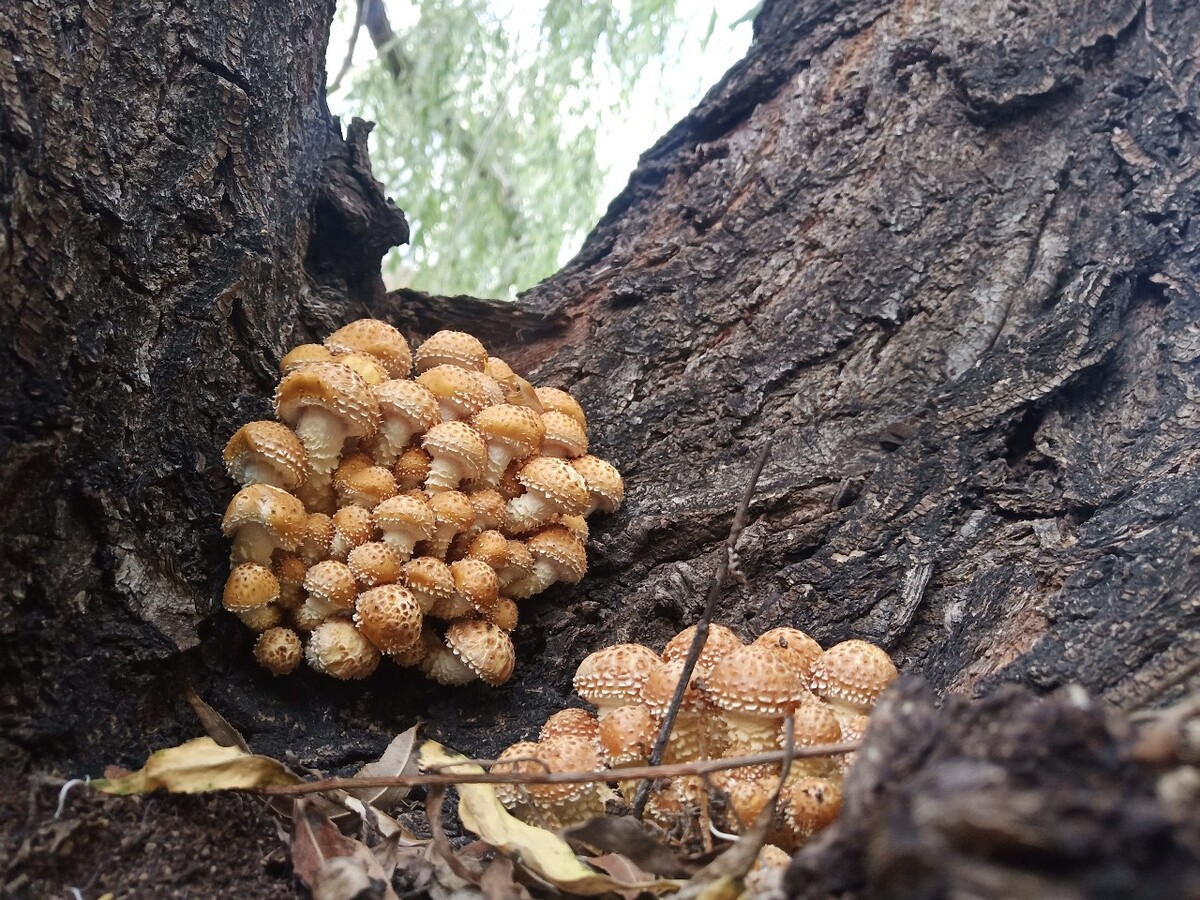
top-left (631, 445), bottom-right (772, 819)
top-left (258, 741), bottom-right (859, 797)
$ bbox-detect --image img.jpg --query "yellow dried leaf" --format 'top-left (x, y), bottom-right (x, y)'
top-left (418, 741), bottom-right (682, 897)
top-left (92, 737), bottom-right (300, 795)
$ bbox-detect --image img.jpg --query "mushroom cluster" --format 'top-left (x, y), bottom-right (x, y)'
top-left (219, 320), bottom-right (624, 684)
top-left (493, 627), bottom-right (897, 858)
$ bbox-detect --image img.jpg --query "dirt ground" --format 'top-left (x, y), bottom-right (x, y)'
top-left (1, 776), bottom-right (292, 899)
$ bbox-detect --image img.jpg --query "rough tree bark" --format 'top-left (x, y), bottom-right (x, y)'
top-left (2, 0), bottom-right (1199, 896)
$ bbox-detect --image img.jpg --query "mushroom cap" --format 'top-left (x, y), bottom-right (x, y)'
top-left (237, 603), bottom-right (284, 632)
top-left (325, 319), bottom-right (412, 378)
top-left (427, 489), bottom-right (477, 533)
top-left (723, 770), bottom-right (777, 830)
top-left (354, 584), bottom-right (423, 653)
top-left (347, 541), bottom-right (402, 589)
top-left (254, 626), bottom-right (303, 675)
top-left (290, 599), bottom-right (328, 633)
top-left (755, 628), bottom-right (823, 682)
top-left (422, 421), bottom-right (487, 482)
top-left (598, 704), bottom-right (658, 767)
top-left (274, 362), bottom-right (381, 442)
top-left (789, 697), bottom-right (844, 749)
top-left (496, 459), bottom-right (525, 500)
top-left (223, 562), bottom-right (280, 612)
top-left (662, 624), bottom-right (745, 675)
top-left (515, 457), bottom-right (590, 517)
top-left (809, 640), bottom-right (898, 713)
top-left (780, 776), bottom-right (842, 840)
top-left (705, 644), bottom-right (812, 718)
top-left (280, 343), bottom-right (334, 373)
top-left (483, 356), bottom-right (517, 388)
top-left (272, 555), bottom-right (308, 610)
top-left (450, 558), bottom-right (500, 616)
top-left (330, 504), bottom-right (376, 557)
top-left (417, 365), bottom-right (497, 421)
top-left (393, 447), bottom-right (432, 491)
top-left (503, 539), bottom-right (534, 578)
top-left (526, 525), bottom-right (588, 584)
top-left (524, 734), bottom-right (606, 807)
top-left (492, 740), bottom-right (544, 810)
top-left (221, 484), bottom-right (308, 551)
top-left (574, 643), bottom-right (663, 709)
top-left (303, 559), bottom-right (359, 611)
top-left (420, 635), bottom-right (479, 685)
top-left (387, 622), bottom-right (438, 667)
top-left (473, 404), bottom-right (546, 455)
top-left (335, 465), bottom-right (397, 510)
top-left (568, 455), bottom-right (624, 515)
top-left (374, 378), bottom-right (439, 431)
top-left (334, 451), bottom-right (375, 484)
top-left (414, 330), bottom-right (488, 373)
top-left (466, 489), bottom-right (506, 532)
top-left (540, 708), bottom-right (600, 744)
top-left (490, 597), bottom-right (519, 631)
top-left (465, 529), bottom-right (510, 569)
top-left (641, 657), bottom-right (707, 715)
top-left (374, 494), bottom-right (436, 543)
top-left (533, 387), bottom-right (586, 431)
top-left (540, 410), bottom-right (589, 458)
top-left (331, 352), bottom-right (390, 386)
top-left (558, 513), bottom-right (589, 543)
top-left (306, 618), bottom-right (381, 679)
top-left (400, 556), bottom-right (456, 612)
top-left (484, 357), bottom-right (541, 408)
top-left (299, 513), bottom-right (335, 563)
top-left (223, 421), bottom-right (308, 490)
top-left (445, 619), bottom-right (515, 686)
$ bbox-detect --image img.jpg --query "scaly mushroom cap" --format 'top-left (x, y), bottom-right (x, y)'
top-left (568, 455), bottom-right (624, 516)
top-left (393, 447), bottom-right (432, 491)
top-left (325, 318), bottom-right (413, 378)
top-left (508, 525), bottom-right (588, 598)
top-left (418, 364), bottom-right (497, 422)
top-left (450, 558), bottom-right (500, 618)
top-left (306, 618), bottom-right (381, 679)
top-left (254, 626), bottom-right (303, 675)
top-left (472, 404), bottom-right (546, 485)
top-left (303, 559), bottom-right (358, 614)
top-left (272, 556), bottom-right (307, 610)
top-left (298, 513), bottom-right (335, 564)
top-left (533, 387), bottom-right (586, 431)
top-left (598, 704), bottom-right (658, 768)
top-left (464, 529), bottom-right (509, 571)
top-left (505, 457), bottom-right (590, 534)
top-left (388, 622), bottom-right (438, 667)
top-left (289, 599), bottom-right (327, 634)
top-left (373, 494), bottom-right (436, 558)
top-left (706, 645), bottom-right (813, 754)
top-left (419, 632), bottom-right (479, 686)
top-left (745, 845), bottom-right (792, 897)
top-left (496, 459), bottom-right (525, 500)
top-left (329, 504), bottom-right (375, 560)
top-left (485, 357), bottom-right (540, 408)
top-left (423, 489), bottom-right (477, 559)
top-left (221, 484), bottom-right (308, 566)
top-left (540, 410), bottom-right (589, 458)
top-left (523, 734), bottom-right (606, 813)
top-left (466, 488), bottom-right (506, 535)
top-left (335, 464), bottom-right (397, 510)
top-left (540, 708), bottom-right (601, 744)
top-left (723, 770), bottom-right (777, 830)
top-left (787, 698), bottom-right (845, 778)
top-left (275, 362), bottom-right (381, 475)
top-left (414, 330), bottom-right (488, 373)
top-left (354, 584), bottom-right (423, 653)
top-left (780, 776), bottom-right (842, 844)
top-left (490, 597), bottom-right (519, 631)
top-left (223, 562), bottom-right (280, 612)
top-left (373, 379), bottom-right (439, 466)
top-left (331, 352), bottom-right (390, 386)
top-left (422, 421), bottom-right (487, 491)
top-left (498, 539), bottom-right (534, 589)
top-left (237, 603), bottom-right (284, 632)
top-left (755, 628), bottom-right (823, 682)
top-left (445, 619), bottom-right (515, 686)
top-left (809, 640), bottom-right (898, 715)
top-left (662, 623), bottom-right (745, 675)
top-left (559, 514), bottom-right (589, 543)
top-left (492, 740), bottom-right (543, 811)
top-left (223, 421), bottom-right (308, 490)
top-left (333, 451), bottom-right (374, 484)
top-left (641, 657), bottom-right (720, 762)
top-left (279, 343), bottom-right (333, 373)
top-left (574, 643), bottom-right (663, 714)
top-left (400, 556), bottom-right (456, 613)
top-left (347, 541), bottom-right (402, 589)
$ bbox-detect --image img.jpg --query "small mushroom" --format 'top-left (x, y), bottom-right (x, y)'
top-left (329, 505), bottom-right (376, 560)
top-left (254, 626), bottom-right (303, 675)
top-left (298, 513), bottom-right (334, 565)
top-left (661, 623), bottom-right (744, 675)
top-left (306, 618), bottom-right (381, 679)
top-left (423, 490), bottom-right (477, 559)
top-left (279, 343), bottom-right (334, 374)
top-left (568, 455), bottom-right (624, 516)
top-left (520, 734), bottom-right (608, 828)
top-left (422, 421), bottom-right (486, 492)
top-left (400, 556), bottom-right (456, 614)
top-left (302, 559), bottom-right (358, 617)
top-left (237, 603), bottom-right (284, 632)
top-left (325, 318), bottom-right (412, 378)
top-left (223, 421), bottom-right (308, 490)
top-left (503, 457), bottom-right (589, 535)
top-left (540, 708), bottom-right (601, 745)
top-left (335, 464), bottom-right (397, 510)
top-left (598, 703), bottom-right (658, 778)
top-left (472, 404), bottom-right (546, 487)
top-left (445, 558), bottom-right (500, 620)
top-left (414, 330), bottom-right (488, 373)
top-left (221, 484), bottom-right (308, 566)
top-left (755, 627), bottom-right (823, 682)
top-left (809, 639), bottom-right (898, 724)
top-left (574, 643), bottom-right (663, 716)
top-left (373, 494), bottom-right (435, 559)
top-left (393, 447), bottom-right (432, 491)
top-left (506, 525), bottom-right (587, 599)
top-left (445, 618), bottom-right (516, 686)
top-left (354, 584), bottom-right (423, 654)
top-left (331, 352), bottom-right (390, 386)
top-left (419, 627), bottom-right (479, 686)
top-left (705, 644), bottom-right (813, 756)
top-left (275, 362), bottom-right (381, 476)
top-left (533, 387), bottom-right (586, 432)
top-left (372, 379), bottom-right (439, 466)
top-left (641, 657), bottom-right (723, 762)
top-left (223, 562), bottom-right (280, 612)
top-left (418, 365), bottom-right (498, 422)
top-left (347, 541), bottom-right (402, 589)
top-left (272, 555), bottom-right (307, 610)
top-left (539, 410), bottom-right (588, 458)
top-left (465, 489), bottom-right (506, 537)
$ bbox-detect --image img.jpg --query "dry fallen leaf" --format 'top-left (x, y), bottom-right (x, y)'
top-left (418, 741), bottom-right (683, 897)
top-left (91, 737), bottom-right (299, 794)
top-left (292, 798), bottom-right (400, 900)
top-left (562, 815), bottom-right (695, 877)
top-left (185, 687), bottom-right (251, 752)
top-left (348, 725), bottom-right (421, 809)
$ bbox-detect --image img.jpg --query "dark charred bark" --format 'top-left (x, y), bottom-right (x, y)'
top-left (2, 0), bottom-right (1199, 895)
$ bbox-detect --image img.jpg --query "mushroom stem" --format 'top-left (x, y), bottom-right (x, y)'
top-left (292, 408), bottom-right (350, 476)
top-left (230, 524), bottom-right (283, 567)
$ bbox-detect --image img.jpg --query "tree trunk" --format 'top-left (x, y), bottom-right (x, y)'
top-left (3, 0), bottom-right (1199, 895)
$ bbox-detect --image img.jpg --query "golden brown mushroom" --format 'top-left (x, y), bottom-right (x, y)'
top-left (274, 362), bottom-right (380, 476)
top-left (325, 318), bottom-right (412, 378)
top-left (414, 330), bottom-right (488, 373)
top-left (223, 421), bottom-right (308, 491)
top-left (306, 618), bottom-right (381, 679)
top-left (221, 484), bottom-right (308, 566)
top-left (254, 626), bottom-right (304, 675)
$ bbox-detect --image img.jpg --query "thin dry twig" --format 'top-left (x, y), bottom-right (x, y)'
top-left (631, 445), bottom-right (772, 819)
top-left (329, 0), bottom-right (368, 92)
top-left (258, 741), bottom-right (859, 797)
